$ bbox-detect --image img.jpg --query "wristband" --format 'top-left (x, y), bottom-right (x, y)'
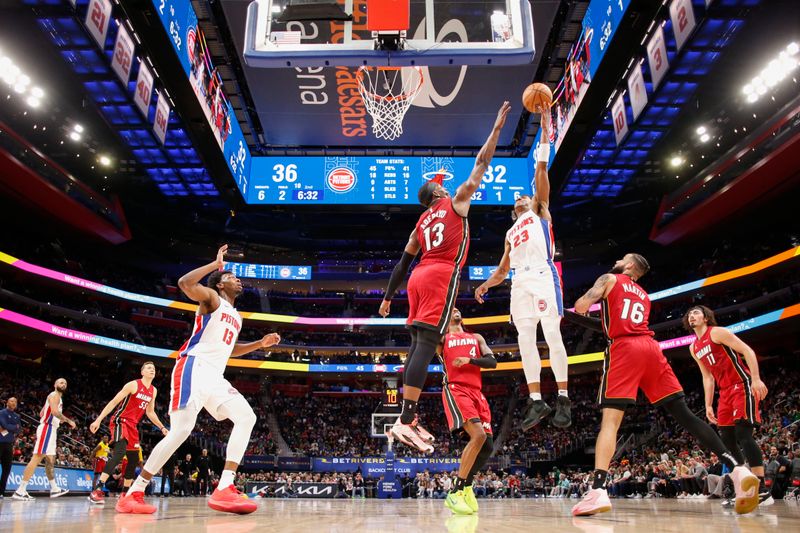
top-left (536, 142), bottom-right (550, 163)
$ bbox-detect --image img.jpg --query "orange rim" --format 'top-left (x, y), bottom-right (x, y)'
top-left (357, 66), bottom-right (425, 103)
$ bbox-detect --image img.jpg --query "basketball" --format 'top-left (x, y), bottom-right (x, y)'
top-left (523, 83), bottom-right (553, 113)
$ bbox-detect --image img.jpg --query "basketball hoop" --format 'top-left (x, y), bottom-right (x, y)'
top-left (357, 66), bottom-right (424, 140)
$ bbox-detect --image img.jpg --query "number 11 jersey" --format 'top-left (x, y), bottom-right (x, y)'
top-left (600, 273), bottom-right (654, 340)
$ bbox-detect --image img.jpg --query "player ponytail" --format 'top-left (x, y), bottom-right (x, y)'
top-left (682, 305), bottom-right (717, 331)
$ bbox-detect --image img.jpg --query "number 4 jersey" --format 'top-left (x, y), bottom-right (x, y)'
top-left (600, 273), bottom-right (654, 340)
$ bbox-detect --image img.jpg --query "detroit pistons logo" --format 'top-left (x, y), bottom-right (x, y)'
top-left (279, 267), bottom-right (291, 278)
top-left (326, 167), bottom-right (356, 193)
top-left (537, 299), bottom-right (548, 312)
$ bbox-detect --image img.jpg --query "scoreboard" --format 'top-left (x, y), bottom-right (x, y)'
top-left (246, 156), bottom-right (531, 205)
top-left (225, 262), bottom-right (311, 280)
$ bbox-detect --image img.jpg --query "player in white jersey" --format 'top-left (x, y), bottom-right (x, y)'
top-left (12, 378), bottom-right (76, 500)
top-left (118, 244), bottom-right (280, 515)
top-left (474, 108), bottom-right (570, 430)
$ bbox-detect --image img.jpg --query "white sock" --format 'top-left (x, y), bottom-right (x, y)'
top-left (530, 392), bottom-right (542, 401)
top-left (49, 479), bottom-right (58, 491)
top-left (17, 480), bottom-right (28, 493)
top-left (126, 476), bottom-right (149, 495)
top-left (558, 389), bottom-right (569, 398)
top-left (218, 470), bottom-right (236, 490)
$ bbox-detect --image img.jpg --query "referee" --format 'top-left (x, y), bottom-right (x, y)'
top-left (0, 397), bottom-right (21, 499)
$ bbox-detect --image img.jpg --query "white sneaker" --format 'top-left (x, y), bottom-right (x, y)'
top-left (411, 415), bottom-right (435, 444)
top-left (729, 466), bottom-right (759, 514)
top-left (12, 491), bottom-right (35, 501)
top-left (50, 488), bottom-right (70, 498)
top-left (389, 418), bottom-right (434, 453)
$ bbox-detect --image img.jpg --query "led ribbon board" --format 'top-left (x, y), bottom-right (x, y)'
top-left (1, 246), bottom-right (798, 325)
top-left (1, 304), bottom-right (797, 373)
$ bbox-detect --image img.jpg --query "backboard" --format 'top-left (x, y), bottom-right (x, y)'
top-left (244, 0), bottom-right (535, 67)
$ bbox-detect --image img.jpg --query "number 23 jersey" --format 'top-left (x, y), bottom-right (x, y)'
top-left (600, 273), bottom-right (654, 340)
top-left (178, 298), bottom-right (242, 373)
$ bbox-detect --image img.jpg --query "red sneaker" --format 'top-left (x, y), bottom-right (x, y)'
top-left (88, 488), bottom-right (105, 505)
top-left (115, 492), bottom-right (156, 514)
top-left (208, 485), bottom-right (257, 515)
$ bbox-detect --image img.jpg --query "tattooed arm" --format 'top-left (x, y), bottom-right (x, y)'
top-left (574, 274), bottom-right (617, 314)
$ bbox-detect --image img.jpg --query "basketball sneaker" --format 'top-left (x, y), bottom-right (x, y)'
top-left (522, 399), bottom-right (552, 431)
top-left (50, 487), bottom-right (69, 498)
top-left (115, 492), bottom-right (157, 514)
top-left (445, 490), bottom-right (473, 515)
top-left (759, 491), bottom-right (774, 507)
top-left (411, 414), bottom-right (435, 444)
top-left (572, 488), bottom-right (612, 516)
top-left (11, 491), bottom-right (34, 501)
top-left (551, 396), bottom-right (572, 428)
top-left (463, 485), bottom-right (479, 513)
top-left (389, 418), bottom-right (434, 453)
top-left (729, 466), bottom-right (759, 514)
top-left (208, 485), bottom-right (257, 514)
top-left (88, 488), bottom-right (105, 505)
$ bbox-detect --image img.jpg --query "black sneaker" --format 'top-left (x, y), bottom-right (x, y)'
top-left (522, 399), bottom-right (552, 431)
top-left (551, 396), bottom-right (572, 428)
top-left (721, 498), bottom-right (734, 508)
top-left (759, 490), bottom-right (774, 507)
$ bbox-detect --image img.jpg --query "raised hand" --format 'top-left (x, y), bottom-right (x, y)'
top-left (494, 101), bottom-right (511, 131)
top-left (215, 244), bottom-right (228, 270)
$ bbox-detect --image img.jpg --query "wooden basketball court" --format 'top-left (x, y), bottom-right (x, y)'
top-left (1, 497), bottom-right (797, 532)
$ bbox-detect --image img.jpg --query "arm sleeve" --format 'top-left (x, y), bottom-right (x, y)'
top-left (563, 310), bottom-right (603, 332)
top-left (469, 354), bottom-right (498, 369)
top-left (383, 251), bottom-right (415, 301)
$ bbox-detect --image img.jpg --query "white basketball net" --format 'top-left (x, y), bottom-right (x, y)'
top-left (357, 66), bottom-right (424, 141)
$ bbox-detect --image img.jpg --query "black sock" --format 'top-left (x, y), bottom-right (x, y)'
top-left (466, 472), bottom-right (475, 486)
top-left (400, 399), bottom-right (418, 424)
top-left (454, 477), bottom-right (466, 492)
top-left (758, 477), bottom-right (766, 492)
top-left (592, 469), bottom-right (608, 490)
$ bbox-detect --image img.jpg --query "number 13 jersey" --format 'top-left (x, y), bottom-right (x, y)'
top-left (414, 197), bottom-right (469, 267)
top-left (601, 273), bottom-right (654, 340)
top-left (177, 298), bottom-right (242, 373)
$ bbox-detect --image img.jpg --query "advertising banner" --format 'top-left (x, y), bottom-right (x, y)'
top-left (245, 481), bottom-right (337, 498)
top-left (6, 463), bottom-right (94, 493)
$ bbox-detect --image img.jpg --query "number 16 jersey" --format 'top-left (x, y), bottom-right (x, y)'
top-left (600, 273), bottom-right (654, 340)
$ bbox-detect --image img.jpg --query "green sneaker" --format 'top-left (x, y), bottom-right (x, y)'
top-left (463, 485), bottom-right (479, 513)
top-left (445, 490), bottom-right (473, 515)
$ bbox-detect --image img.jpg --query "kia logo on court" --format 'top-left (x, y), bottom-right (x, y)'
top-left (326, 167), bottom-right (357, 193)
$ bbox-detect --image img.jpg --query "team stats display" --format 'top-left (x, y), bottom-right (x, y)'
top-left (246, 156), bottom-right (531, 205)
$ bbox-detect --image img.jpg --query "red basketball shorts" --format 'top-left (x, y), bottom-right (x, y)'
top-left (442, 383), bottom-right (492, 435)
top-left (109, 419), bottom-right (141, 450)
top-left (407, 261), bottom-right (460, 334)
top-left (716, 382), bottom-right (761, 426)
top-left (599, 335), bottom-right (684, 407)
top-left (94, 457), bottom-right (108, 474)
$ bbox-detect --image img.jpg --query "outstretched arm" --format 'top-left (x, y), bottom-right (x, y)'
top-left (145, 388), bottom-right (169, 436)
top-left (475, 240), bottom-right (511, 304)
top-left (532, 104), bottom-right (552, 221)
top-left (177, 244), bottom-right (226, 310)
top-left (231, 333), bottom-right (281, 358)
top-left (710, 327), bottom-right (768, 400)
top-left (90, 381), bottom-right (137, 433)
top-left (452, 101), bottom-right (511, 216)
top-left (379, 231), bottom-right (421, 317)
top-left (574, 273), bottom-right (616, 314)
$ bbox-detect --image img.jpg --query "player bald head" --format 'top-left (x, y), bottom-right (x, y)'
top-left (418, 181), bottom-right (448, 207)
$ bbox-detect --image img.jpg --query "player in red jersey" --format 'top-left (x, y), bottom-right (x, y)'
top-left (438, 308), bottom-right (496, 515)
top-left (684, 305), bottom-right (772, 506)
top-left (379, 101), bottom-right (511, 453)
top-left (569, 254), bottom-right (759, 516)
top-left (87, 361), bottom-right (168, 505)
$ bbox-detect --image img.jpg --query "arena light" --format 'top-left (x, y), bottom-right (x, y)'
top-left (26, 96), bottom-right (40, 108)
top-left (73, 124), bottom-right (84, 133)
top-left (669, 155), bottom-right (684, 168)
top-left (699, 133), bottom-right (710, 143)
top-left (98, 154), bottom-right (112, 167)
top-left (744, 42), bottom-right (800, 103)
top-left (69, 131), bottom-right (81, 141)
top-left (695, 126), bottom-right (706, 135)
